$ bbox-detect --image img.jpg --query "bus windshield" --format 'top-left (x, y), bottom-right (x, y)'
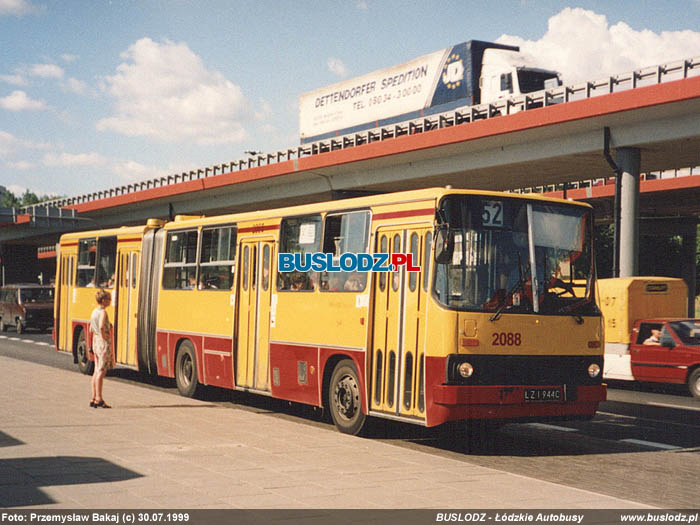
top-left (433, 195), bottom-right (597, 316)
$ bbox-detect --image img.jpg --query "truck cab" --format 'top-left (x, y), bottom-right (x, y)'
top-left (479, 48), bottom-right (561, 104)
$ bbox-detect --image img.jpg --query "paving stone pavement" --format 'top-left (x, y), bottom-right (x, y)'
top-left (0, 355), bottom-right (654, 510)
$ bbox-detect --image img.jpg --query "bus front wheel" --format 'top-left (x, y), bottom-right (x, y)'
top-left (328, 359), bottom-right (366, 435)
top-left (175, 341), bottom-right (200, 398)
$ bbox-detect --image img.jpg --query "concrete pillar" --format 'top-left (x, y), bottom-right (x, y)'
top-left (617, 147), bottom-right (641, 277)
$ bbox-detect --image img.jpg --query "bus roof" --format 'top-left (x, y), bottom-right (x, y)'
top-left (59, 187), bottom-right (592, 237)
top-left (161, 187), bottom-right (592, 229)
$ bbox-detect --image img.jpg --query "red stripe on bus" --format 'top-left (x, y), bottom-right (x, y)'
top-left (60, 242), bottom-right (79, 248)
top-left (238, 224), bottom-right (280, 234)
top-left (117, 237), bottom-right (142, 243)
top-left (372, 208), bottom-right (434, 221)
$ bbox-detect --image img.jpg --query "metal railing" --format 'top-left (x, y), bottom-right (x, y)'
top-left (20, 55), bottom-right (700, 215)
top-left (512, 167), bottom-right (700, 195)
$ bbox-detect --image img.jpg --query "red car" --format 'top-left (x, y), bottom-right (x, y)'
top-left (630, 319), bottom-right (700, 398)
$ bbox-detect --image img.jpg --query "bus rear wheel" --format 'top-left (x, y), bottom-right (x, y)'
top-left (328, 359), bottom-right (366, 435)
top-left (175, 341), bottom-right (200, 398)
top-left (76, 329), bottom-right (94, 375)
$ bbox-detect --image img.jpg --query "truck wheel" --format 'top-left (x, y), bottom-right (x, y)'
top-left (688, 369), bottom-right (700, 399)
top-left (328, 359), bottom-right (366, 435)
top-left (0, 319), bottom-right (5, 332)
top-left (16, 319), bottom-right (23, 335)
top-left (76, 329), bottom-right (94, 375)
top-left (175, 341), bottom-right (200, 398)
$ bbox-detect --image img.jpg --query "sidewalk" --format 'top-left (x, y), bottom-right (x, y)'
top-left (0, 354), bottom-right (652, 510)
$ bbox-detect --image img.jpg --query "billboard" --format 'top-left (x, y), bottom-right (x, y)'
top-left (299, 43), bottom-right (473, 143)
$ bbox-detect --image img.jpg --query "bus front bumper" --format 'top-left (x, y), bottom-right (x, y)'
top-left (429, 384), bottom-right (606, 424)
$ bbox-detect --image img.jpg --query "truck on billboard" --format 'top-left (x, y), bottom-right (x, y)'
top-left (299, 40), bottom-right (561, 144)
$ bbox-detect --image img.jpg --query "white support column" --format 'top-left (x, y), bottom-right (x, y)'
top-left (617, 147), bottom-right (641, 277)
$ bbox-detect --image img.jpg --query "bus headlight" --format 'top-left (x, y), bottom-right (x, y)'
top-left (458, 362), bottom-right (474, 379)
top-left (588, 363), bottom-right (601, 378)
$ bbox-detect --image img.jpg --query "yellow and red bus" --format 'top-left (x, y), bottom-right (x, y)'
top-left (54, 188), bottom-right (605, 434)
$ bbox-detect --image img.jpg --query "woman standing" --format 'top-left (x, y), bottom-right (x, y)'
top-left (90, 289), bottom-right (113, 408)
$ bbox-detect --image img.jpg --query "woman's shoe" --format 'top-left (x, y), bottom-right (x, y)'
top-left (89, 399), bottom-right (96, 407)
top-left (94, 400), bottom-right (111, 408)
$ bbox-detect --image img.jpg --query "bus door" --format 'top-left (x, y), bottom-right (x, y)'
top-left (116, 248), bottom-right (140, 367)
top-left (57, 253), bottom-right (75, 351)
top-left (235, 238), bottom-right (274, 391)
top-left (371, 226), bottom-right (430, 419)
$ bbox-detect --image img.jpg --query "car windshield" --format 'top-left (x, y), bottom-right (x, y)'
top-left (433, 195), bottom-right (596, 316)
top-left (668, 321), bottom-right (700, 345)
top-left (19, 288), bottom-right (54, 303)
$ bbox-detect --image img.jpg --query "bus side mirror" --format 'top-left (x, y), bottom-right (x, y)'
top-left (434, 226), bottom-right (454, 264)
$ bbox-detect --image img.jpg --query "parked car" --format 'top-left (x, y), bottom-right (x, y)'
top-left (0, 284), bottom-right (54, 334)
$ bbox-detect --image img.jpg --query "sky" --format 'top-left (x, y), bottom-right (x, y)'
top-left (2, 0), bottom-right (700, 200)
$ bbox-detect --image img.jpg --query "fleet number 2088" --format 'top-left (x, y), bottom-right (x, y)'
top-left (492, 332), bottom-right (522, 346)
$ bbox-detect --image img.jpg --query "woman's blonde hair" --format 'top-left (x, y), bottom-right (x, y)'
top-left (95, 289), bottom-right (111, 304)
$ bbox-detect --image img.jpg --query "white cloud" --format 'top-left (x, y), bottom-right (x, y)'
top-left (0, 130), bottom-right (50, 158)
top-left (497, 7), bottom-right (700, 83)
top-left (111, 160), bottom-right (170, 183)
top-left (0, 0), bottom-right (38, 16)
top-left (97, 37), bottom-right (249, 144)
top-left (6, 184), bottom-right (27, 195)
top-left (42, 151), bottom-right (107, 167)
top-left (60, 54), bottom-right (78, 63)
top-left (63, 77), bottom-right (87, 94)
top-left (327, 57), bottom-right (350, 78)
top-left (29, 63), bottom-right (64, 79)
top-left (0, 73), bottom-right (27, 86)
top-left (0, 90), bottom-right (46, 111)
top-left (0, 130), bottom-right (21, 158)
top-left (6, 160), bottom-right (35, 170)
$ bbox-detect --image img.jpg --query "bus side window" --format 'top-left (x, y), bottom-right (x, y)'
top-left (76, 238), bottom-right (97, 287)
top-left (163, 230), bottom-right (198, 290)
top-left (200, 226), bottom-right (236, 290)
top-left (278, 214), bottom-right (322, 292)
top-left (320, 210), bottom-right (370, 292)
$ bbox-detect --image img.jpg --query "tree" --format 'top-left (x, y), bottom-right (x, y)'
top-left (0, 187), bottom-right (20, 208)
top-left (21, 190), bottom-right (40, 206)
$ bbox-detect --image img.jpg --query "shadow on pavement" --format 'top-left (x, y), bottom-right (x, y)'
top-left (0, 430), bottom-right (24, 448)
top-left (0, 455), bottom-right (144, 508)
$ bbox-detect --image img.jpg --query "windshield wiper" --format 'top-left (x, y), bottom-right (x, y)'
top-left (490, 256), bottom-right (530, 322)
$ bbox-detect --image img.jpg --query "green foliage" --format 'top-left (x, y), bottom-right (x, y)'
top-left (0, 188), bottom-right (20, 208)
top-left (0, 187), bottom-right (61, 208)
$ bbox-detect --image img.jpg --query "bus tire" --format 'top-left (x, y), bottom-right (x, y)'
top-left (688, 368), bottom-right (700, 399)
top-left (328, 359), bottom-right (366, 435)
top-left (76, 328), bottom-right (94, 375)
top-left (175, 340), bottom-right (200, 398)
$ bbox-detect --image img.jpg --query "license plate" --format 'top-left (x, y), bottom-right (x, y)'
top-left (524, 387), bottom-right (563, 402)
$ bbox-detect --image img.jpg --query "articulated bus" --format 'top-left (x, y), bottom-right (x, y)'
top-left (54, 188), bottom-right (606, 434)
